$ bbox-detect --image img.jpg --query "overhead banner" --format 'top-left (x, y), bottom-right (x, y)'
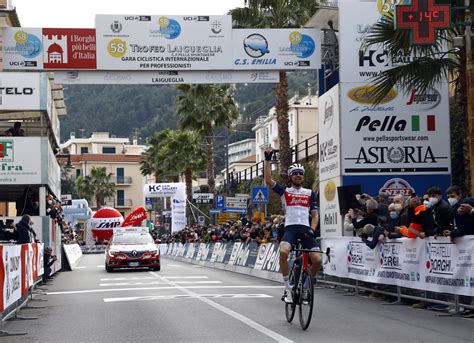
top-left (323, 236), bottom-right (474, 297)
top-left (144, 183), bottom-right (186, 232)
top-left (53, 70), bottom-right (280, 84)
top-left (95, 15), bottom-right (232, 70)
top-left (232, 28), bottom-right (321, 70)
top-left (2, 28), bottom-right (97, 70)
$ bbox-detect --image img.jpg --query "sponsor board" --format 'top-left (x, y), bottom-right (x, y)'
top-left (340, 83), bottom-right (450, 175)
top-left (3, 28), bottom-right (97, 70)
top-left (319, 177), bottom-right (343, 237)
top-left (323, 236), bottom-right (473, 296)
top-left (53, 70), bottom-right (280, 84)
top-left (96, 15), bottom-right (232, 70)
top-left (340, 0), bottom-right (413, 83)
top-left (0, 72), bottom-right (45, 111)
top-left (232, 28), bottom-right (321, 70)
top-left (319, 85), bottom-right (341, 181)
top-left (0, 138), bottom-right (42, 185)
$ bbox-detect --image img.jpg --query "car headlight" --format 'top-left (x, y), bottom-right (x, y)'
top-left (148, 249), bottom-right (158, 255)
top-left (108, 250), bottom-right (119, 257)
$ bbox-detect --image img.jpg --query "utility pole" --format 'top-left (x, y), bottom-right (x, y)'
top-left (225, 124), bottom-right (230, 195)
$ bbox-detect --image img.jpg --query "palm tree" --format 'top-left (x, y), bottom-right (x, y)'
top-left (141, 129), bottom-right (206, 222)
top-left (229, 0), bottom-right (321, 173)
top-left (175, 84), bottom-right (239, 193)
top-left (362, 2), bottom-right (471, 191)
top-left (75, 167), bottom-right (115, 209)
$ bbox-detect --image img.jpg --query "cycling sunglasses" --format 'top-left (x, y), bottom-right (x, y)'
top-left (290, 171), bottom-right (304, 176)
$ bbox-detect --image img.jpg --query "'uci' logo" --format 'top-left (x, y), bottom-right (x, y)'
top-left (0, 140), bottom-right (14, 162)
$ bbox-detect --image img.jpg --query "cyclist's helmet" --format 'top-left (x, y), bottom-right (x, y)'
top-left (288, 163), bottom-right (305, 176)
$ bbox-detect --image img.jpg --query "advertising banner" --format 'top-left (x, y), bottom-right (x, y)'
top-left (340, 82), bottom-right (451, 175)
top-left (0, 137), bottom-right (42, 185)
top-left (254, 243), bottom-right (280, 272)
top-left (323, 236), bottom-right (474, 296)
top-left (2, 28), bottom-right (97, 70)
top-left (319, 84), bottom-right (341, 181)
top-left (96, 15), bottom-right (232, 70)
top-left (0, 72), bottom-right (44, 110)
top-left (319, 176), bottom-right (343, 237)
top-left (2, 245), bottom-right (22, 310)
top-left (232, 28), bottom-right (321, 70)
top-left (339, 0), bottom-right (412, 83)
top-left (53, 70), bottom-right (279, 84)
top-left (63, 244), bottom-right (83, 270)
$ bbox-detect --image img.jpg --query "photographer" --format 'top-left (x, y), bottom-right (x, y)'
top-left (43, 247), bottom-right (57, 283)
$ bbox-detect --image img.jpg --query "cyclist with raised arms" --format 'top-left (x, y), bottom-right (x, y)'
top-left (263, 145), bottom-right (321, 303)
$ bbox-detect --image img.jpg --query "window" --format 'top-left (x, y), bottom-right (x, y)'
top-left (290, 113), bottom-right (293, 126)
top-left (116, 168), bottom-right (124, 183)
top-left (80, 147), bottom-right (88, 154)
top-left (76, 169), bottom-right (81, 178)
top-left (103, 147), bottom-right (116, 154)
top-left (117, 190), bottom-right (125, 206)
top-left (270, 124), bottom-right (272, 134)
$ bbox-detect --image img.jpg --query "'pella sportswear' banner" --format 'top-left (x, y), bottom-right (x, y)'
top-left (323, 236), bottom-right (474, 297)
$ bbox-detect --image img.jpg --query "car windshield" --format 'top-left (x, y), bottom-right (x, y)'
top-left (112, 233), bottom-right (153, 244)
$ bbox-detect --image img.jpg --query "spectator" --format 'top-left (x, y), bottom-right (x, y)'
top-left (426, 186), bottom-right (452, 234)
top-left (395, 197), bottom-right (435, 238)
top-left (5, 122), bottom-right (24, 136)
top-left (15, 214), bottom-right (36, 244)
top-left (348, 198), bottom-right (379, 238)
top-left (443, 186), bottom-right (474, 239)
top-left (42, 247), bottom-right (57, 283)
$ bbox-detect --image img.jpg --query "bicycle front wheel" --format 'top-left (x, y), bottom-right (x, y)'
top-left (285, 267), bottom-right (296, 323)
top-left (298, 270), bottom-right (314, 330)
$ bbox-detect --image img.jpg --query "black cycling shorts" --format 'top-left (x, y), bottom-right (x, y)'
top-left (281, 225), bottom-right (317, 250)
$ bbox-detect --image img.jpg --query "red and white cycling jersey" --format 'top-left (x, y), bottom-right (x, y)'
top-left (273, 183), bottom-right (317, 227)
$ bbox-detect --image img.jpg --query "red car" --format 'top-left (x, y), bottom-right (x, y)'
top-left (105, 227), bottom-right (160, 272)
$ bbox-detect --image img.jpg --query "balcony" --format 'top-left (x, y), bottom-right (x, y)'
top-left (111, 176), bottom-right (132, 185)
top-left (91, 199), bottom-right (133, 209)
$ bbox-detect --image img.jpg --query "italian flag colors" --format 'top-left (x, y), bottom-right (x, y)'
top-left (411, 115), bottom-right (436, 132)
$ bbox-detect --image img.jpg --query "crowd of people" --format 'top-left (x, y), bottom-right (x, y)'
top-left (343, 185), bottom-right (474, 249)
top-left (158, 215), bottom-right (285, 245)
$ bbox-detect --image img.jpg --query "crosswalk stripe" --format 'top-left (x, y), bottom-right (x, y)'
top-left (99, 281), bottom-right (222, 287)
top-left (104, 294), bottom-right (272, 303)
top-left (99, 276), bottom-right (209, 281)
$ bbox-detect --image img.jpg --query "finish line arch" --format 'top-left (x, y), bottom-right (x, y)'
top-left (143, 183), bottom-right (186, 233)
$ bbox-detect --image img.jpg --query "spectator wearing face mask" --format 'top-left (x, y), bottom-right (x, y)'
top-left (395, 197), bottom-right (435, 238)
top-left (443, 186), bottom-right (474, 239)
top-left (426, 186), bottom-right (452, 235)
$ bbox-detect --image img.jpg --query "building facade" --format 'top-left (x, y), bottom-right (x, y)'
top-left (228, 138), bottom-right (256, 165)
top-left (60, 132), bottom-right (147, 217)
top-left (253, 94), bottom-right (319, 163)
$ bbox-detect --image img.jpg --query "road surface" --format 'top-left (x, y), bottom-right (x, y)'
top-left (3, 254), bottom-right (473, 343)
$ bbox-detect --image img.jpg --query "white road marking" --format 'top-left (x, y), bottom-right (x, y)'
top-left (47, 285), bottom-right (283, 295)
top-left (99, 276), bottom-right (208, 281)
top-left (165, 264), bottom-right (181, 267)
top-left (103, 294), bottom-right (272, 303)
top-left (75, 267), bottom-right (86, 269)
top-left (99, 281), bottom-right (222, 287)
top-left (150, 272), bottom-right (292, 343)
top-left (96, 265), bottom-right (104, 268)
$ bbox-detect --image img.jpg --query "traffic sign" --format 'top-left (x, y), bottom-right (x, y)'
top-left (216, 195), bottom-right (225, 209)
top-left (252, 186), bottom-right (269, 205)
top-left (192, 193), bottom-right (214, 204)
top-left (225, 196), bottom-right (247, 209)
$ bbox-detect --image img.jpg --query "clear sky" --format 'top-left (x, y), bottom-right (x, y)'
top-left (13, 0), bottom-right (245, 28)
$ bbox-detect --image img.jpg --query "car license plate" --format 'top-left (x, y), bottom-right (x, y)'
top-left (128, 262), bottom-right (140, 267)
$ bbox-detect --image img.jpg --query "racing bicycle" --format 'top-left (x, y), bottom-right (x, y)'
top-left (284, 240), bottom-right (330, 330)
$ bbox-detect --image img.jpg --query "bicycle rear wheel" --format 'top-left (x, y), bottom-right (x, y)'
top-left (285, 266), bottom-right (296, 322)
top-left (298, 270), bottom-right (314, 330)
